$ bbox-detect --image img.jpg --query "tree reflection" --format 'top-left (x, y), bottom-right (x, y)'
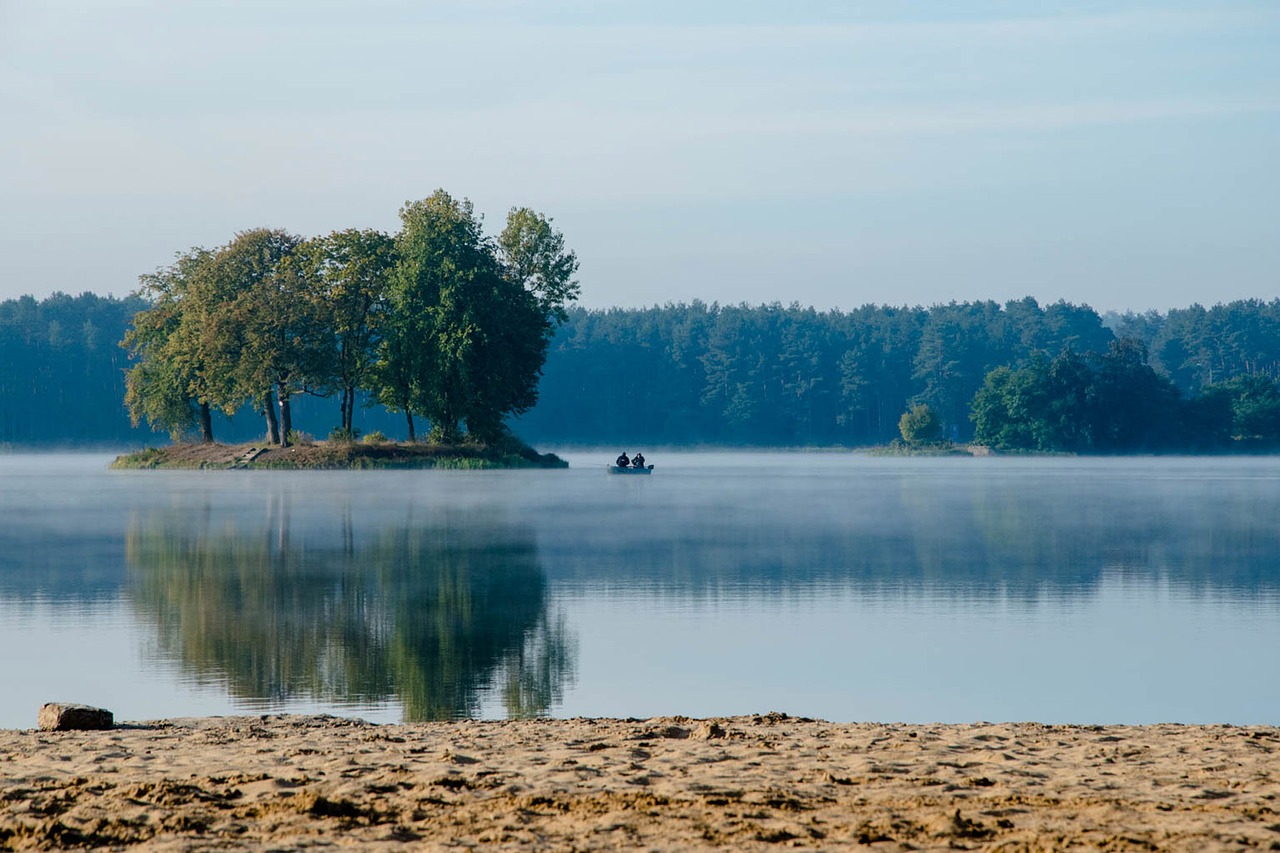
top-left (125, 496), bottom-right (574, 720)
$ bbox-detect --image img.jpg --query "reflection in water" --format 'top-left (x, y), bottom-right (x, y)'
top-left (4, 454), bottom-right (1280, 726)
top-left (539, 462), bottom-right (1280, 601)
top-left (125, 495), bottom-right (574, 720)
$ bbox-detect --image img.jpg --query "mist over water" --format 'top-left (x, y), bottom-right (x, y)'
top-left (2, 452), bottom-right (1279, 728)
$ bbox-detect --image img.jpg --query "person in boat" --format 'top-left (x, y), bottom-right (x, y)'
top-left (615, 452), bottom-right (630, 468)
top-left (632, 451), bottom-right (646, 468)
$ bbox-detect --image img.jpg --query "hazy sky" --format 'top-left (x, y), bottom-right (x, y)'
top-left (2, 1), bottom-right (1277, 312)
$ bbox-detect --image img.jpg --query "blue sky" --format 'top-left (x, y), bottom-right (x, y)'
top-left (2, 1), bottom-right (1276, 311)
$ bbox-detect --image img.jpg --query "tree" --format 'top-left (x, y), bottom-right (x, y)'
top-left (1208, 374), bottom-right (1280, 445)
top-left (197, 228), bottom-right (313, 446)
top-left (498, 207), bottom-right (580, 324)
top-left (373, 298), bottom-right (421, 442)
top-left (384, 191), bottom-right (578, 443)
top-left (384, 191), bottom-right (490, 442)
top-left (970, 364), bottom-right (1038, 450)
top-left (972, 341), bottom-right (1185, 453)
top-left (123, 248), bottom-right (217, 441)
top-left (899, 403), bottom-right (942, 445)
top-left (294, 229), bottom-right (395, 436)
top-left (970, 351), bottom-right (1094, 452)
top-left (912, 301), bottom-right (1004, 440)
top-left (1090, 338), bottom-right (1182, 452)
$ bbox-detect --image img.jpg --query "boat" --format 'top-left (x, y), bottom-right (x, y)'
top-left (607, 464), bottom-right (654, 475)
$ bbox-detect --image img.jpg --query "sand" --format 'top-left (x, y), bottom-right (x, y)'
top-left (2, 714), bottom-right (1278, 851)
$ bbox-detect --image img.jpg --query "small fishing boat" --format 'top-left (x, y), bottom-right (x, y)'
top-left (607, 464), bottom-right (654, 475)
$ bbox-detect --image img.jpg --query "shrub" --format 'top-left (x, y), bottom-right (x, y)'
top-left (899, 404), bottom-right (943, 445)
top-left (328, 427), bottom-right (359, 444)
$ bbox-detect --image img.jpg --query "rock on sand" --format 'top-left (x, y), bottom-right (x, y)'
top-left (37, 702), bottom-right (114, 731)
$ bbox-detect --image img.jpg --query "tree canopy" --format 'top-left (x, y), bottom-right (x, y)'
top-left (120, 191), bottom-right (578, 446)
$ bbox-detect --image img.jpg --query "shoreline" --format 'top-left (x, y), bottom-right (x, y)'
top-left (3, 714), bottom-right (1277, 850)
top-left (109, 440), bottom-right (568, 471)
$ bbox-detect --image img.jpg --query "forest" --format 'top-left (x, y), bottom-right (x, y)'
top-left (2, 286), bottom-right (1280, 451)
top-left (518, 297), bottom-right (1280, 451)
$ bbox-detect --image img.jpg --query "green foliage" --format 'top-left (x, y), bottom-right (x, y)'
top-left (13, 282), bottom-right (1280, 453)
top-left (382, 190), bottom-right (567, 443)
top-left (971, 352), bottom-right (1095, 452)
top-left (122, 248), bottom-right (217, 440)
top-left (972, 340), bottom-right (1193, 453)
top-left (498, 207), bottom-right (581, 323)
top-left (1090, 339), bottom-right (1182, 451)
top-left (361, 430), bottom-right (388, 445)
top-left (109, 447), bottom-right (166, 469)
top-left (287, 430), bottom-right (315, 446)
top-left (519, 297), bottom-right (1118, 447)
top-left (1112, 298), bottom-right (1280, 394)
top-left (911, 299), bottom-right (1112, 441)
top-left (328, 427), bottom-right (359, 444)
top-left (115, 190), bottom-right (576, 449)
top-left (1205, 374), bottom-right (1280, 445)
top-left (898, 403), bottom-right (942, 445)
top-left (293, 228), bottom-right (395, 433)
top-left (124, 353), bottom-right (199, 441)
top-left (122, 231), bottom-right (315, 445)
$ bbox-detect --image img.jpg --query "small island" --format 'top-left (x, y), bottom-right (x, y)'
top-left (112, 436), bottom-right (567, 471)
top-left (118, 192), bottom-right (580, 468)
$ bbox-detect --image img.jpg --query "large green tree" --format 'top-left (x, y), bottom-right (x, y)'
top-left (498, 207), bottom-right (580, 323)
top-left (294, 229), bottom-right (396, 436)
top-left (972, 340), bottom-right (1185, 453)
top-left (383, 191), bottom-right (577, 443)
top-left (971, 351), bottom-right (1095, 452)
top-left (123, 248), bottom-right (217, 441)
top-left (202, 229), bottom-right (312, 445)
top-left (1209, 374), bottom-right (1280, 445)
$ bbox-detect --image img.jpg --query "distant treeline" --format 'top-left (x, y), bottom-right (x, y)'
top-left (521, 298), bottom-right (1280, 450)
top-left (0, 292), bottom-right (146, 445)
top-left (3, 292), bottom-right (1280, 450)
top-left (0, 291), bottom-right (410, 446)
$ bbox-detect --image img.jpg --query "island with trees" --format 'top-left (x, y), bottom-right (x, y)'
top-left (111, 190), bottom-right (577, 469)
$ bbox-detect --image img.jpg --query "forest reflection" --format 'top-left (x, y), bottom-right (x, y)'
top-left (537, 466), bottom-right (1280, 600)
top-left (125, 494), bottom-right (574, 720)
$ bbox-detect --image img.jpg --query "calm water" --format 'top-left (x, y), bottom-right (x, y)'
top-left (2, 451), bottom-right (1279, 729)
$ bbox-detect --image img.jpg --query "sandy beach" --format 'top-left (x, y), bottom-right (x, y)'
top-left (2, 714), bottom-right (1278, 851)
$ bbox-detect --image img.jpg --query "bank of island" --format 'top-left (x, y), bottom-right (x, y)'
top-left (112, 437), bottom-right (567, 470)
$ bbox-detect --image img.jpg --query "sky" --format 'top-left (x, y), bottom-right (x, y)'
top-left (2, 1), bottom-right (1277, 312)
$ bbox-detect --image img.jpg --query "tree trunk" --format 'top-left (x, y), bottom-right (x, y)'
top-left (264, 389), bottom-right (280, 446)
top-left (405, 409), bottom-right (415, 443)
top-left (342, 387), bottom-right (355, 434)
top-left (199, 402), bottom-right (214, 443)
top-left (278, 383), bottom-right (292, 447)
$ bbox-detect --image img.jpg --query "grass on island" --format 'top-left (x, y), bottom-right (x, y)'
top-left (865, 440), bottom-right (985, 457)
top-left (111, 432), bottom-right (567, 471)
top-left (864, 441), bottom-right (1082, 456)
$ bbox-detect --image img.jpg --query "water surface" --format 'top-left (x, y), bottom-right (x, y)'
top-left (2, 451), bottom-right (1278, 728)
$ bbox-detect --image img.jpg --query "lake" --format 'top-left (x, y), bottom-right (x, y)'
top-left (2, 451), bottom-right (1279, 729)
